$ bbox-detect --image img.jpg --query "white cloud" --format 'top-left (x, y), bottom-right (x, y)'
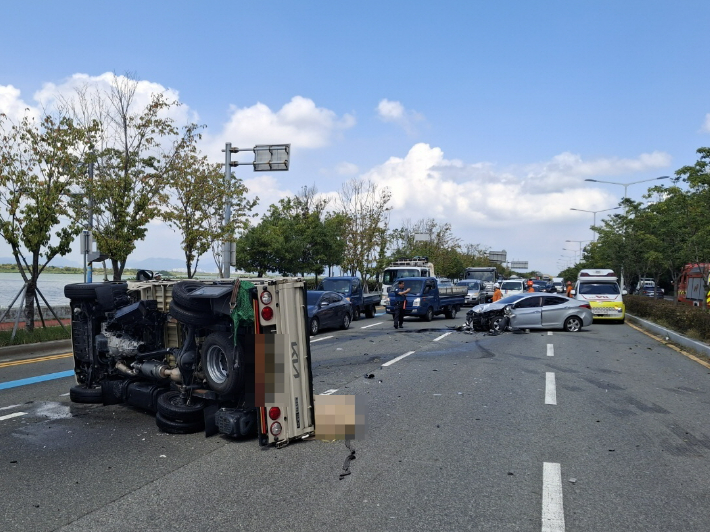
top-left (335, 162), bottom-right (359, 175)
top-left (202, 96), bottom-right (355, 159)
top-left (702, 113), bottom-right (710, 133)
top-left (376, 98), bottom-right (424, 134)
top-left (0, 84), bottom-right (39, 122)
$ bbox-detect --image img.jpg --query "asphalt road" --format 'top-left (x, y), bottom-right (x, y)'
top-left (2, 312), bottom-right (710, 531)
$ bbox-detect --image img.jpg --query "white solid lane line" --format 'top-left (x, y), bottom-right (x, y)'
top-left (361, 321), bottom-right (384, 329)
top-left (320, 389), bottom-right (338, 395)
top-left (382, 351), bottom-right (416, 367)
top-left (0, 412), bottom-right (27, 421)
top-left (310, 336), bottom-right (334, 343)
top-left (547, 344), bottom-right (554, 357)
top-left (542, 462), bottom-right (566, 532)
top-left (545, 372), bottom-right (557, 405)
top-left (433, 332), bottom-right (453, 342)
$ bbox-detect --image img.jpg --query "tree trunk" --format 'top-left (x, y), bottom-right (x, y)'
top-left (23, 280), bottom-right (37, 332)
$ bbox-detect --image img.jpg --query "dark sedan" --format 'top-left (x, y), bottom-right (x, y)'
top-left (307, 290), bottom-right (352, 336)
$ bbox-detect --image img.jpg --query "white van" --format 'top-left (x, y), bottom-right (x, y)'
top-left (499, 279), bottom-right (525, 297)
top-left (574, 269), bottom-right (625, 323)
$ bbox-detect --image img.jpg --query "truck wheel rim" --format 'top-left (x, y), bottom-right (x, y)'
top-left (206, 345), bottom-right (228, 384)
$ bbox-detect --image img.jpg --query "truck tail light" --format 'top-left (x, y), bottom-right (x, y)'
top-left (261, 306), bottom-right (274, 321)
top-left (270, 422), bottom-right (282, 436)
top-left (268, 406), bottom-right (281, 420)
top-left (260, 290), bottom-right (273, 305)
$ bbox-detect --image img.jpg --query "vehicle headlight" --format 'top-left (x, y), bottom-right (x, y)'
top-left (412, 298), bottom-right (420, 307)
top-left (383, 297), bottom-right (390, 305)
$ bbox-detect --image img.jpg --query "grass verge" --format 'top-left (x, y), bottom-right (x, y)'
top-left (0, 326), bottom-right (71, 347)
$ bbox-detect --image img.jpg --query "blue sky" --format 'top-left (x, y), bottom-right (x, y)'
top-left (2, 1), bottom-right (709, 275)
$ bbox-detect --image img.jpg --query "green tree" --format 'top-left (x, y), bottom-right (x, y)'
top-left (163, 147), bottom-right (256, 278)
top-left (0, 112), bottom-right (93, 330)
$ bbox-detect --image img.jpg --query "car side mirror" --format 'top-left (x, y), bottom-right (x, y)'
top-left (622, 289), bottom-right (628, 295)
top-left (320, 301), bottom-right (329, 308)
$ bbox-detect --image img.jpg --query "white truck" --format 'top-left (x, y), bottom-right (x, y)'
top-left (379, 257), bottom-right (435, 306)
top-left (64, 276), bottom-right (315, 447)
top-left (464, 266), bottom-right (499, 302)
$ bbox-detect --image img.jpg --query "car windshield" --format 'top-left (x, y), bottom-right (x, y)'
top-left (578, 282), bottom-right (620, 295)
top-left (306, 292), bottom-right (324, 305)
top-left (321, 279), bottom-right (351, 294)
top-left (457, 280), bottom-right (481, 289)
top-left (382, 268), bottom-right (420, 285)
top-left (501, 281), bottom-right (522, 290)
top-left (394, 279), bottom-right (424, 294)
top-left (466, 271), bottom-right (496, 282)
top-left (497, 294), bottom-right (527, 305)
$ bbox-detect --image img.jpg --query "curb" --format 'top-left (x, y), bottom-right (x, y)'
top-left (625, 313), bottom-right (710, 359)
top-left (0, 339), bottom-right (73, 361)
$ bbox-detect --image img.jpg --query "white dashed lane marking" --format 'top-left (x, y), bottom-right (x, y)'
top-left (547, 331), bottom-right (553, 336)
top-left (320, 389), bottom-right (338, 395)
top-left (542, 462), bottom-right (566, 531)
top-left (547, 344), bottom-right (554, 357)
top-left (382, 351), bottom-right (416, 367)
top-left (433, 332), bottom-right (452, 342)
top-left (310, 336), bottom-right (334, 343)
top-left (545, 372), bottom-right (557, 405)
top-left (360, 322), bottom-right (383, 329)
top-left (0, 412), bottom-right (27, 421)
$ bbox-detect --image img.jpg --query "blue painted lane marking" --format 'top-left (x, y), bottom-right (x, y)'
top-left (0, 370), bottom-right (74, 391)
top-left (375, 312), bottom-right (386, 316)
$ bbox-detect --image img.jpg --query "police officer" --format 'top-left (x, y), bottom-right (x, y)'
top-left (393, 279), bottom-right (411, 329)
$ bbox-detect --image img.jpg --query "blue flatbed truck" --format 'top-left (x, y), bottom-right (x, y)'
top-left (385, 277), bottom-right (466, 321)
top-left (318, 276), bottom-right (379, 320)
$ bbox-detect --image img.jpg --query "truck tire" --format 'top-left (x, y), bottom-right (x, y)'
top-left (69, 384), bottom-right (103, 404)
top-left (155, 412), bottom-right (204, 434)
top-left (352, 306), bottom-right (360, 321)
top-left (423, 306), bottom-right (434, 322)
top-left (157, 391), bottom-right (206, 422)
top-left (365, 305), bottom-right (375, 319)
top-left (172, 281), bottom-right (211, 311)
top-left (202, 332), bottom-right (244, 396)
top-left (445, 307), bottom-right (458, 319)
top-left (169, 300), bottom-right (217, 327)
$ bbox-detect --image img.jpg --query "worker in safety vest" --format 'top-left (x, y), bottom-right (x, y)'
top-left (492, 283), bottom-right (502, 302)
top-left (527, 279), bottom-right (535, 293)
top-left (566, 281), bottom-right (573, 297)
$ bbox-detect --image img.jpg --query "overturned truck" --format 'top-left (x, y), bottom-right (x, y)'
top-left (64, 277), bottom-right (314, 447)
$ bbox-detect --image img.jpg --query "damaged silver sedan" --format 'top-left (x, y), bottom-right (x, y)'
top-left (465, 293), bottom-right (593, 333)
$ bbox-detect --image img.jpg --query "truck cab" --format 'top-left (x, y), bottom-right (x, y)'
top-left (319, 276), bottom-right (379, 319)
top-left (384, 277), bottom-right (466, 321)
top-left (379, 257), bottom-right (435, 306)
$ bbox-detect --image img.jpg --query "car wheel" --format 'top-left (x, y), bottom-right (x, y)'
top-left (201, 332), bottom-right (244, 396)
top-left (424, 307), bottom-right (434, 322)
top-left (365, 305), bottom-right (375, 319)
top-left (352, 306), bottom-right (360, 321)
top-left (69, 384), bottom-right (103, 404)
top-left (155, 412), bottom-right (204, 434)
top-left (490, 316), bottom-right (504, 332)
top-left (564, 316), bottom-right (582, 332)
top-left (172, 281), bottom-right (211, 311)
top-left (157, 391), bottom-right (205, 422)
top-left (341, 313), bottom-right (351, 330)
top-left (310, 317), bottom-right (320, 336)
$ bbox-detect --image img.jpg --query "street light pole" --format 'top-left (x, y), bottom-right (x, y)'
top-left (569, 207), bottom-right (621, 241)
top-left (583, 176), bottom-right (669, 290)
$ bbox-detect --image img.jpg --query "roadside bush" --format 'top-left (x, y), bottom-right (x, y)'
top-left (0, 325), bottom-right (71, 347)
top-left (624, 296), bottom-right (710, 341)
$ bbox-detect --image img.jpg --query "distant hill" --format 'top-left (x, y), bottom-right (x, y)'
top-left (0, 256), bottom-right (219, 273)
